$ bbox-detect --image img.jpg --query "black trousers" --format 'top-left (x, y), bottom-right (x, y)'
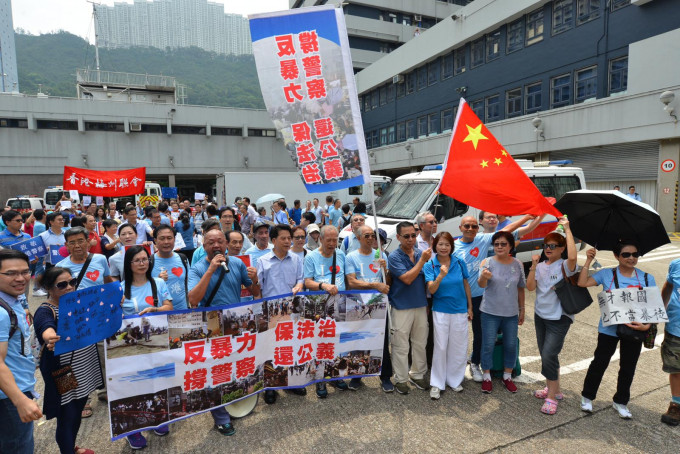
top-left (380, 312), bottom-right (393, 380)
top-left (581, 332), bottom-right (643, 405)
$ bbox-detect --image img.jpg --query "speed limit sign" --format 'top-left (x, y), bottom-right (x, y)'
top-left (661, 159), bottom-right (676, 172)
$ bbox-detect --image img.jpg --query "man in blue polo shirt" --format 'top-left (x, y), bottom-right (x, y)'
top-left (0, 249), bottom-right (42, 454)
top-left (188, 229), bottom-right (260, 437)
top-left (388, 221), bottom-right (431, 395)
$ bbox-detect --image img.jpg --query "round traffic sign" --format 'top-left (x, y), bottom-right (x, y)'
top-left (661, 159), bottom-right (676, 172)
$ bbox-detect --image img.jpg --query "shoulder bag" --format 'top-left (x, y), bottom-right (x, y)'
top-left (553, 262), bottom-right (593, 315)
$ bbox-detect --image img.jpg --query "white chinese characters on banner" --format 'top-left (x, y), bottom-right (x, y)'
top-left (598, 287), bottom-right (667, 326)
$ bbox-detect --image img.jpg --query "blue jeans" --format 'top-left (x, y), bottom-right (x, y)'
top-left (480, 312), bottom-right (518, 372)
top-left (211, 406), bottom-right (231, 425)
top-left (0, 392), bottom-right (35, 454)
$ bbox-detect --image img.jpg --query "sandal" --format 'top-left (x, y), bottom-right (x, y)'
top-left (74, 446), bottom-right (95, 454)
top-left (533, 387), bottom-right (563, 400)
top-left (81, 404), bottom-right (93, 419)
top-left (541, 398), bottom-right (558, 415)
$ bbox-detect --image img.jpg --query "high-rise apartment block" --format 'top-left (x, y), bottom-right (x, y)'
top-left (0, 0), bottom-right (19, 92)
top-left (95, 0), bottom-right (252, 56)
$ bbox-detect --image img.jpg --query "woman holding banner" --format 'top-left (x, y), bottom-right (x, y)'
top-left (578, 242), bottom-right (655, 419)
top-left (525, 218), bottom-right (577, 415)
top-left (34, 266), bottom-right (103, 454)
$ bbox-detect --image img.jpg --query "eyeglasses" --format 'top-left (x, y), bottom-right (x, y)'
top-left (543, 243), bottom-right (561, 250)
top-left (0, 270), bottom-right (31, 278)
top-left (10, 218), bottom-right (23, 223)
top-left (462, 224), bottom-right (479, 230)
top-left (132, 258), bottom-right (149, 265)
top-left (493, 242), bottom-right (509, 247)
top-left (55, 278), bottom-right (78, 290)
top-left (620, 252), bottom-right (640, 258)
top-left (363, 234), bottom-right (377, 239)
top-left (400, 233), bottom-right (418, 239)
top-left (67, 239), bottom-right (87, 246)
top-left (293, 235), bottom-right (306, 240)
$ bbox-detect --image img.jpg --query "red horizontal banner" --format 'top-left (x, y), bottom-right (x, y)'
top-left (63, 166), bottom-right (146, 197)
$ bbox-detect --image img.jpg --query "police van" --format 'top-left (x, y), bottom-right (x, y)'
top-left (365, 160), bottom-right (586, 262)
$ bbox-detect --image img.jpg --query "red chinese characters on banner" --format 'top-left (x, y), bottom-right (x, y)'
top-left (184, 368), bottom-right (208, 391)
top-left (63, 166), bottom-right (146, 197)
top-left (236, 357), bottom-right (256, 379)
top-left (184, 340), bottom-right (207, 365)
top-left (211, 363), bottom-right (233, 386)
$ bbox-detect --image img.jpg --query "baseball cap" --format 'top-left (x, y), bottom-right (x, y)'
top-left (253, 221), bottom-right (270, 232)
top-left (307, 224), bottom-right (320, 234)
top-left (377, 228), bottom-right (387, 243)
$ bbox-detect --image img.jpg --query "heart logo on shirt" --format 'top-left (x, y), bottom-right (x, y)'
top-left (100, 301), bottom-right (104, 306)
top-left (171, 267), bottom-right (183, 277)
top-left (67, 312), bottom-right (72, 317)
top-left (329, 265), bottom-right (340, 274)
top-left (469, 247), bottom-right (479, 258)
top-left (86, 270), bottom-right (99, 281)
top-left (369, 264), bottom-right (379, 273)
top-left (145, 296), bottom-right (155, 306)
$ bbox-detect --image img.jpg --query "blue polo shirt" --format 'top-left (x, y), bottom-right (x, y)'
top-left (189, 256), bottom-right (252, 307)
top-left (387, 247), bottom-right (427, 310)
top-left (665, 258), bottom-right (680, 338)
top-left (424, 256), bottom-right (469, 314)
top-left (0, 291), bottom-right (35, 399)
top-left (0, 229), bottom-right (30, 248)
top-left (58, 254), bottom-right (111, 289)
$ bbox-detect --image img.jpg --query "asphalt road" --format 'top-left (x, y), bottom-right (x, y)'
top-left (31, 244), bottom-right (680, 453)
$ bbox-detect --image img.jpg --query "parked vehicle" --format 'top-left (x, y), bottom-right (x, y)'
top-left (6, 196), bottom-right (45, 213)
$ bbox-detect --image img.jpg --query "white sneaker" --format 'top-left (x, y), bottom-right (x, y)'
top-left (581, 396), bottom-right (593, 413)
top-left (469, 364), bottom-right (483, 383)
top-left (451, 385), bottom-right (464, 393)
top-left (430, 386), bottom-right (440, 400)
top-left (613, 402), bottom-right (632, 419)
top-left (33, 289), bottom-right (47, 297)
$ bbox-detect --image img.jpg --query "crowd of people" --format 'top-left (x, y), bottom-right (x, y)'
top-left (0, 192), bottom-right (678, 454)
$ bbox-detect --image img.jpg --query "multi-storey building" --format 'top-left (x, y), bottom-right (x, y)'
top-left (0, 0), bottom-right (19, 92)
top-left (95, 0), bottom-right (252, 56)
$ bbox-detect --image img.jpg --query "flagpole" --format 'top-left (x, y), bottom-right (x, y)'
top-left (368, 185), bottom-right (387, 284)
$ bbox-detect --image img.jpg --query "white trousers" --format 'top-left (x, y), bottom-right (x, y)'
top-left (429, 311), bottom-right (469, 390)
top-left (390, 306), bottom-right (428, 383)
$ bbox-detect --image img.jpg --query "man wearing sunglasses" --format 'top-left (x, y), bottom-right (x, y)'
top-left (454, 214), bottom-right (543, 383)
top-left (415, 211), bottom-right (438, 252)
top-left (388, 221), bottom-right (432, 395)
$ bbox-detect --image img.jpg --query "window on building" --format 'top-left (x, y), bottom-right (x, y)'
top-left (471, 38), bottom-right (485, 68)
top-left (486, 30), bottom-right (501, 62)
top-left (441, 108), bottom-right (454, 131)
top-left (418, 116), bottom-right (428, 137)
top-left (417, 66), bottom-right (428, 90)
top-left (371, 130), bottom-right (379, 148)
top-left (37, 120), bottom-right (78, 130)
top-left (506, 19), bottom-right (524, 53)
top-left (406, 119), bottom-right (416, 139)
top-left (441, 52), bottom-right (454, 80)
top-left (364, 95), bottom-right (371, 111)
top-left (471, 99), bottom-right (484, 119)
top-left (212, 127), bottom-right (242, 136)
top-left (525, 82), bottom-right (543, 114)
top-left (387, 84), bottom-right (395, 103)
top-left (396, 122), bottom-right (406, 142)
top-left (526, 9), bottom-right (544, 45)
top-left (365, 132), bottom-right (373, 149)
top-left (454, 47), bottom-right (466, 74)
top-left (387, 125), bottom-right (395, 144)
top-left (428, 113), bottom-right (440, 135)
top-left (380, 127), bottom-right (388, 146)
top-left (371, 90), bottom-right (378, 109)
top-left (485, 95), bottom-right (500, 122)
top-left (552, 0), bottom-right (574, 35)
top-left (610, 0), bottom-right (629, 11)
top-left (85, 122), bottom-right (125, 132)
top-left (396, 80), bottom-right (406, 98)
top-left (379, 85), bottom-right (387, 106)
top-left (551, 74), bottom-right (572, 108)
top-left (506, 88), bottom-right (522, 117)
top-left (0, 119), bottom-right (28, 128)
top-left (428, 61), bottom-right (439, 85)
top-left (175, 125), bottom-right (207, 135)
top-left (609, 56), bottom-right (628, 94)
top-left (575, 66), bottom-right (597, 102)
top-left (406, 73), bottom-right (415, 94)
top-left (577, 0), bottom-right (600, 24)
top-left (247, 129), bottom-right (276, 137)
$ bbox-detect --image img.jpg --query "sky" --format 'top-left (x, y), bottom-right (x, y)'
top-left (11, 0), bottom-right (289, 43)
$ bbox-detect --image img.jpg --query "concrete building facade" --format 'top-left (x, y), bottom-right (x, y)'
top-left (0, 0), bottom-right (19, 92)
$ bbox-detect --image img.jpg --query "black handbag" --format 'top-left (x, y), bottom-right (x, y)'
top-left (616, 324), bottom-right (647, 343)
top-left (553, 264), bottom-right (593, 315)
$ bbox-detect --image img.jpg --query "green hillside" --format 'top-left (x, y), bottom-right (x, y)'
top-left (15, 31), bottom-right (265, 109)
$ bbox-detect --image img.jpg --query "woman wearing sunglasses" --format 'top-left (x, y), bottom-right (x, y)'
top-left (290, 226), bottom-right (307, 261)
top-left (33, 267), bottom-right (102, 454)
top-left (525, 218), bottom-right (577, 414)
top-left (477, 230), bottom-right (525, 394)
top-left (577, 241), bottom-right (655, 419)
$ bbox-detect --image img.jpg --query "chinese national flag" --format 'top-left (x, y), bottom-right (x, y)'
top-left (437, 99), bottom-right (562, 218)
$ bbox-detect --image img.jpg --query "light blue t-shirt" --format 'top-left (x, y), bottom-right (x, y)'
top-left (40, 229), bottom-right (66, 264)
top-left (33, 221), bottom-right (46, 238)
top-left (346, 249), bottom-right (383, 283)
top-left (246, 245), bottom-right (272, 268)
top-left (188, 256), bottom-right (252, 307)
top-left (304, 249), bottom-right (346, 290)
top-left (59, 254), bottom-right (110, 289)
top-left (151, 253), bottom-right (188, 310)
top-left (329, 207), bottom-right (342, 227)
top-left (121, 278), bottom-right (172, 315)
top-left (0, 291), bottom-right (35, 399)
top-left (665, 258), bottom-right (680, 338)
top-left (424, 256), bottom-right (469, 314)
top-left (108, 250), bottom-right (125, 278)
top-left (593, 267), bottom-right (656, 337)
top-left (453, 232), bottom-right (494, 298)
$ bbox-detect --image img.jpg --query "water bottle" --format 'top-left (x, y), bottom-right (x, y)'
top-left (556, 214), bottom-right (567, 233)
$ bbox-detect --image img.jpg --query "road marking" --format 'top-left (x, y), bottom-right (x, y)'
top-left (514, 334), bottom-right (665, 384)
top-left (638, 252), bottom-right (680, 263)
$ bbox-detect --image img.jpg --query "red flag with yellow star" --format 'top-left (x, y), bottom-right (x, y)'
top-left (437, 99), bottom-right (562, 217)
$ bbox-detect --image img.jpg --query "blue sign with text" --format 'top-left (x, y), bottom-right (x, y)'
top-left (10, 236), bottom-right (47, 262)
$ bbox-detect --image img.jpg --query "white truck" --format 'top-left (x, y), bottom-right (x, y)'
top-left (215, 172), bottom-right (391, 208)
top-left (364, 160), bottom-right (586, 262)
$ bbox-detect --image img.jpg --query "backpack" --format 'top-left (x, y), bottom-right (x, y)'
top-left (340, 215), bottom-right (351, 229)
top-left (0, 299), bottom-right (21, 352)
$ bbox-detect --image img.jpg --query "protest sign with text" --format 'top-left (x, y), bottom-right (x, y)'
top-left (63, 166), bottom-right (146, 197)
top-left (249, 6), bottom-right (370, 193)
top-left (10, 236), bottom-right (46, 262)
top-left (598, 287), bottom-right (667, 326)
top-left (105, 291), bottom-right (386, 440)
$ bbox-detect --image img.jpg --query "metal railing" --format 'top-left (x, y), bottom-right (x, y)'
top-left (76, 69), bottom-right (176, 88)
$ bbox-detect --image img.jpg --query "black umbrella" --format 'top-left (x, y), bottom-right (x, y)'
top-left (554, 190), bottom-right (670, 256)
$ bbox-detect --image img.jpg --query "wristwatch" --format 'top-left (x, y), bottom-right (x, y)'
top-left (319, 282), bottom-right (324, 291)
